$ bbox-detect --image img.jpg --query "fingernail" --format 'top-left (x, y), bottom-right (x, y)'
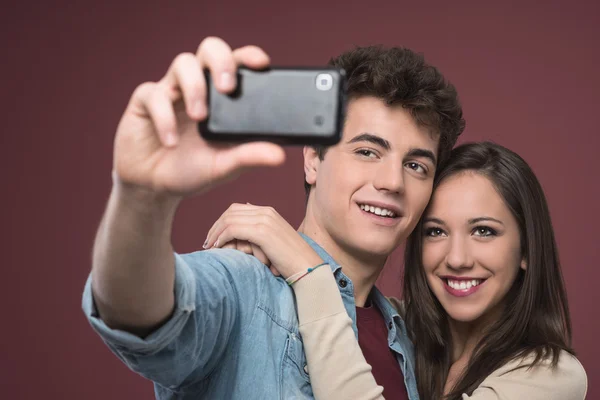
top-left (213, 240), bottom-right (219, 248)
top-left (220, 72), bottom-right (234, 90)
top-left (203, 239), bottom-right (208, 249)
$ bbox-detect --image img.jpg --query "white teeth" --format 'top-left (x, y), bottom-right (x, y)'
top-left (447, 279), bottom-right (482, 291)
top-left (359, 204), bottom-right (396, 218)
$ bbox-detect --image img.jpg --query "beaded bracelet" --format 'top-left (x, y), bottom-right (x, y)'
top-left (286, 262), bottom-right (328, 286)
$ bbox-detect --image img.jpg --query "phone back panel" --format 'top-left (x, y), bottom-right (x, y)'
top-left (201, 67), bottom-right (347, 145)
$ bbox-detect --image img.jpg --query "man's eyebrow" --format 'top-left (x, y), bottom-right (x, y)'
top-left (346, 134), bottom-right (437, 164)
top-left (346, 133), bottom-right (391, 150)
top-left (406, 148), bottom-right (437, 165)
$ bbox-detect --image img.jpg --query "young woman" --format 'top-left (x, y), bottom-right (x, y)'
top-left (205, 142), bottom-right (587, 399)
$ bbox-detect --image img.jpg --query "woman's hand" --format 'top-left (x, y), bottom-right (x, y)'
top-left (204, 203), bottom-right (324, 279)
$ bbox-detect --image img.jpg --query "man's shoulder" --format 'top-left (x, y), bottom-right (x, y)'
top-left (180, 248), bottom-right (260, 266)
top-left (181, 249), bottom-right (300, 331)
top-left (179, 248), bottom-right (287, 291)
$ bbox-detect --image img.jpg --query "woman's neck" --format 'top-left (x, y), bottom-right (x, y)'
top-left (443, 305), bottom-right (504, 395)
top-left (448, 300), bottom-right (505, 362)
top-left (448, 319), bottom-right (485, 363)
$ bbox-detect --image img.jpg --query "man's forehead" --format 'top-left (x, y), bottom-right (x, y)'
top-left (342, 97), bottom-right (438, 149)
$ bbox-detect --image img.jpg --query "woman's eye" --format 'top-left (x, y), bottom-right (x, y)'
top-left (425, 227), bottom-right (445, 237)
top-left (473, 226), bottom-right (496, 237)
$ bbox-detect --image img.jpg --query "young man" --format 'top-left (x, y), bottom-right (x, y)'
top-left (82, 37), bottom-right (464, 399)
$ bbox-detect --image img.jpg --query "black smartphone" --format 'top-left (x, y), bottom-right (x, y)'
top-left (199, 67), bottom-right (347, 145)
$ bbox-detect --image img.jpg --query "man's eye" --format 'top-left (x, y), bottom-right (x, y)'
top-left (405, 162), bottom-right (427, 174)
top-left (356, 149), bottom-right (376, 158)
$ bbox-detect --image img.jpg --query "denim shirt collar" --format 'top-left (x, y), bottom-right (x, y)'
top-left (299, 232), bottom-right (404, 336)
top-left (299, 232), bottom-right (342, 274)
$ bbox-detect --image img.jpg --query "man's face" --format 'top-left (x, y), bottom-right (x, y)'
top-left (305, 96), bottom-right (438, 260)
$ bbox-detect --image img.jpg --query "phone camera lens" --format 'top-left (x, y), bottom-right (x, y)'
top-left (316, 74), bottom-right (333, 91)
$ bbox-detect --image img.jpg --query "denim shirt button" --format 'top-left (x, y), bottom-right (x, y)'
top-left (339, 279), bottom-right (348, 288)
top-left (388, 321), bottom-right (393, 329)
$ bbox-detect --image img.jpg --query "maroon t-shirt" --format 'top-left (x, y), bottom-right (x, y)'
top-left (356, 303), bottom-right (409, 400)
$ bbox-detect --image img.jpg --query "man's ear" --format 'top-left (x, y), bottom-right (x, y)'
top-left (303, 146), bottom-right (320, 186)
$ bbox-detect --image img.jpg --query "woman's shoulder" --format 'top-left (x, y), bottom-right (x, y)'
top-left (500, 349), bottom-right (586, 376)
top-left (476, 350), bottom-right (587, 400)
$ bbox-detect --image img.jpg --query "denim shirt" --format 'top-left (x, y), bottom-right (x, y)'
top-left (82, 234), bottom-right (419, 399)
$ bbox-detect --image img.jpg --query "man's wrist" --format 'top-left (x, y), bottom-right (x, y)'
top-left (111, 171), bottom-right (182, 218)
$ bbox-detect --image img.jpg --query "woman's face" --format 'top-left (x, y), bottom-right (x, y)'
top-left (422, 172), bottom-right (526, 324)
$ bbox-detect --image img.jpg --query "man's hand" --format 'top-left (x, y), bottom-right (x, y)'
top-left (91, 37), bottom-right (287, 334)
top-left (113, 37), bottom-right (286, 200)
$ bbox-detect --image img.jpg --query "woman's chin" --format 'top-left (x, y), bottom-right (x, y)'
top-left (443, 306), bottom-right (484, 324)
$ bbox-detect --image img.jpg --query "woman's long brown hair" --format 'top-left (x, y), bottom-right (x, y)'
top-left (403, 142), bottom-right (574, 399)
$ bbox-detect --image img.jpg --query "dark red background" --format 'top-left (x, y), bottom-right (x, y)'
top-left (3, 1), bottom-right (598, 398)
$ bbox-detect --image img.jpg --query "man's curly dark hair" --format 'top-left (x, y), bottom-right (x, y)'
top-left (304, 45), bottom-right (466, 196)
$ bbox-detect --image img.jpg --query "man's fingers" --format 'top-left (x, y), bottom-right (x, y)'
top-left (197, 37), bottom-right (237, 93)
top-left (125, 39), bottom-right (271, 151)
top-left (163, 52), bottom-right (207, 121)
top-left (212, 142), bottom-right (286, 177)
top-left (232, 45), bottom-right (271, 69)
top-left (134, 82), bottom-right (179, 147)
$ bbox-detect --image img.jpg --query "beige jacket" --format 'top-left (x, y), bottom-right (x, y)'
top-left (293, 267), bottom-right (588, 400)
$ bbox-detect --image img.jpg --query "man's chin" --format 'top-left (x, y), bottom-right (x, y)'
top-left (349, 241), bottom-right (399, 260)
